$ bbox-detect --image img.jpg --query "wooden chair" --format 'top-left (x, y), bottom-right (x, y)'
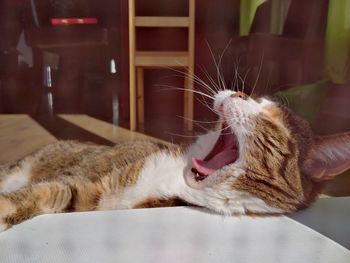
top-left (128, 0), bottom-right (195, 131)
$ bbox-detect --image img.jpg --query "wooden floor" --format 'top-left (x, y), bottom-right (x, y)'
top-left (1, 114), bottom-right (349, 198)
top-left (0, 114), bottom-right (56, 163)
top-left (0, 114), bottom-right (166, 164)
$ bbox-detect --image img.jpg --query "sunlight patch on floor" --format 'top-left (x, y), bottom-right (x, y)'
top-left (0, 115), bottom-right (56, 164)
top-left (58, 114), bottom-right (170, 145)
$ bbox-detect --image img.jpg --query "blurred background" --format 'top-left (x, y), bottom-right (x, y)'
top-left (1, 0), bottom-right (350, 195)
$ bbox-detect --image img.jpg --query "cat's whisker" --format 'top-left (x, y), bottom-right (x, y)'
top-left (283, 94), bottom-right (290, 107)
top-left (236, 66), bottom-right (249, 94)
top-left (199, 122), bottom-right (233, 135)
top-left (206, 40), bottom-right (225, 92)
top-left (161, 66), bottom-right (208, 92)
top-left (166, 125), bottom-right (233, 139)
top-left (217, 63), bottom-right (227, 91)
top-left (232, 67), bottom-right (238, 92)
top-left (233, 58), bottom-right (243, 93)
top-left (231, 62), bottom-right (237, 91)
top-left (191, 121), bottom-right (214, 133)
top-left (158, 77), bottom-right (215, 113)
top-left (202, 126), bottom-right (233, 136)
top-left (177, 116), bottom-right (226, 135)
top-left (236, 71), bottom-right (244, 93)
top-left (199, 65), bottom-right (221, 93)
top-left (216, 39), bottom-right (232, 91)
top-left (276, 91), bottom-right (290, 107)
top-left (264, 67), bottom-right (272, 94)
top-left (182, 66), bottom-right (219, 96)
top-left (175, 114), bottom-right (230, 135)
top-left (194, 94), bottom-right (218, 115)
top-left (163, 67), bottom-right (216, 96)
top-left (155, 84), bottom-right (215, 101)
top-left (165, 131), bottom-right (200, 138)
top-left (157, 84), bottom-right (217, 115)
top-left (182, 73), bottom-right (216, 96)
top-left (177, 116), bottom-right (221, 124)
top-left (156, 82), bottom-right (214, 114)
top-left (182, 70), bottom-right (217, 96)
top-left (241, 68), bottom-right (251, 96)
top-left (250, 50), bottom-right (264, 97)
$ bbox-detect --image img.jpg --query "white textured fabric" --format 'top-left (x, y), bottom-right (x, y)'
top-left (0, 200), bottom-right (349, 263)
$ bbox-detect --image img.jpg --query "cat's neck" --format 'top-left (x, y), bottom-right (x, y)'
top-left (103, 148), bottom-right (204, 210)
top-left (127, 143), bottom-right (280, 215)
top-left (125, 132), bottom-right (224, 209)
top-left (99, 131), bottom-right (228, 211)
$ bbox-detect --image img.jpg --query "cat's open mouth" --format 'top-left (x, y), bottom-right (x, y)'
top-left (191, 123), bottom-right (239, 181)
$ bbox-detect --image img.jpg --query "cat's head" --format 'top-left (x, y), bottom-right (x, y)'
top-left (184, 90), bottom-right (350, 215)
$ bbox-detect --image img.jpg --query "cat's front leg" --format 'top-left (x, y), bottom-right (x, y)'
top-left (0, 181), bottom-right (72, 232)
top-left (0, 197), bottom-right (16, 231)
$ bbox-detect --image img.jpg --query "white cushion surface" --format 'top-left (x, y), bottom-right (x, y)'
top-left (0, 198), bottom-right (349, 263)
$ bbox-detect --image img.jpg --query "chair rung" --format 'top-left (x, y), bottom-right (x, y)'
top-left (135, 51), bottom-right (189, 67)
top-left (135, 16), bottom-right (190, 27)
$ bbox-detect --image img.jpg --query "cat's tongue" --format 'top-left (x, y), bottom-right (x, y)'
top-left (192, 133), bottom-right (238, 176)
top-left (192, 149), bottom-right (237, 175)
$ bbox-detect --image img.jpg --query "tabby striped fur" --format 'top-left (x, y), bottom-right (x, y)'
top-left (1, 90), bottom-right (350, 231)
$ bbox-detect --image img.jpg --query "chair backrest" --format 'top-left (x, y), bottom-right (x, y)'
top-left (128, 0), bottom-right (196, 131)
top-left (129, 0), bottom-right (195, 54)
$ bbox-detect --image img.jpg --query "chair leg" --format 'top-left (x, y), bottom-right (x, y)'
top-left (128, 0), bottom-right (136, 130)
top-left (129, 67), bottom-right (137, 131)
top-left (136, 67), bottom-right (145, 125)
top-left (184, 75), bottom-right (194, 131)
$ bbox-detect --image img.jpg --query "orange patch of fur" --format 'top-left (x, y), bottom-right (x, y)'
top-left (133, 197), bottom-right (188, 209)
top-left (232, 114), bottom-right (311, 212)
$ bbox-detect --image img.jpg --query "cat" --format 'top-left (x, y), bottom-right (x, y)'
top-left (0, 89), bottom-right (350, 232)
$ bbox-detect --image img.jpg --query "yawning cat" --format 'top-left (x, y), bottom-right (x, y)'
top-left (0, 90), bottom-right (349, 231)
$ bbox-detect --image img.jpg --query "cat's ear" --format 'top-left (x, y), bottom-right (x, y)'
top-left (303, 132), bottom-right (350, 182)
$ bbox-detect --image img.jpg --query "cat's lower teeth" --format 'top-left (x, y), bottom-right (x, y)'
top-left (196, 173), bottom-right (206, 181)
top-left (191, 168), bottom-right (207, 181)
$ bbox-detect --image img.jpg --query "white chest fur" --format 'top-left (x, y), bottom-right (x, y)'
top-left (97, 147), bottom-right (282, 215)
top-left (97, 152), bottom-right (188, 210)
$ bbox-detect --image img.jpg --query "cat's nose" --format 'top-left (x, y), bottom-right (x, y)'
top-left (231, 91), bottom-right (248, 100)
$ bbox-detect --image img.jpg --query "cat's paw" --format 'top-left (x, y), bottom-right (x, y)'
top-left (0, 197), bottom-right (16, 232)
top-left (0, 223), bottom-right (8, 232)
